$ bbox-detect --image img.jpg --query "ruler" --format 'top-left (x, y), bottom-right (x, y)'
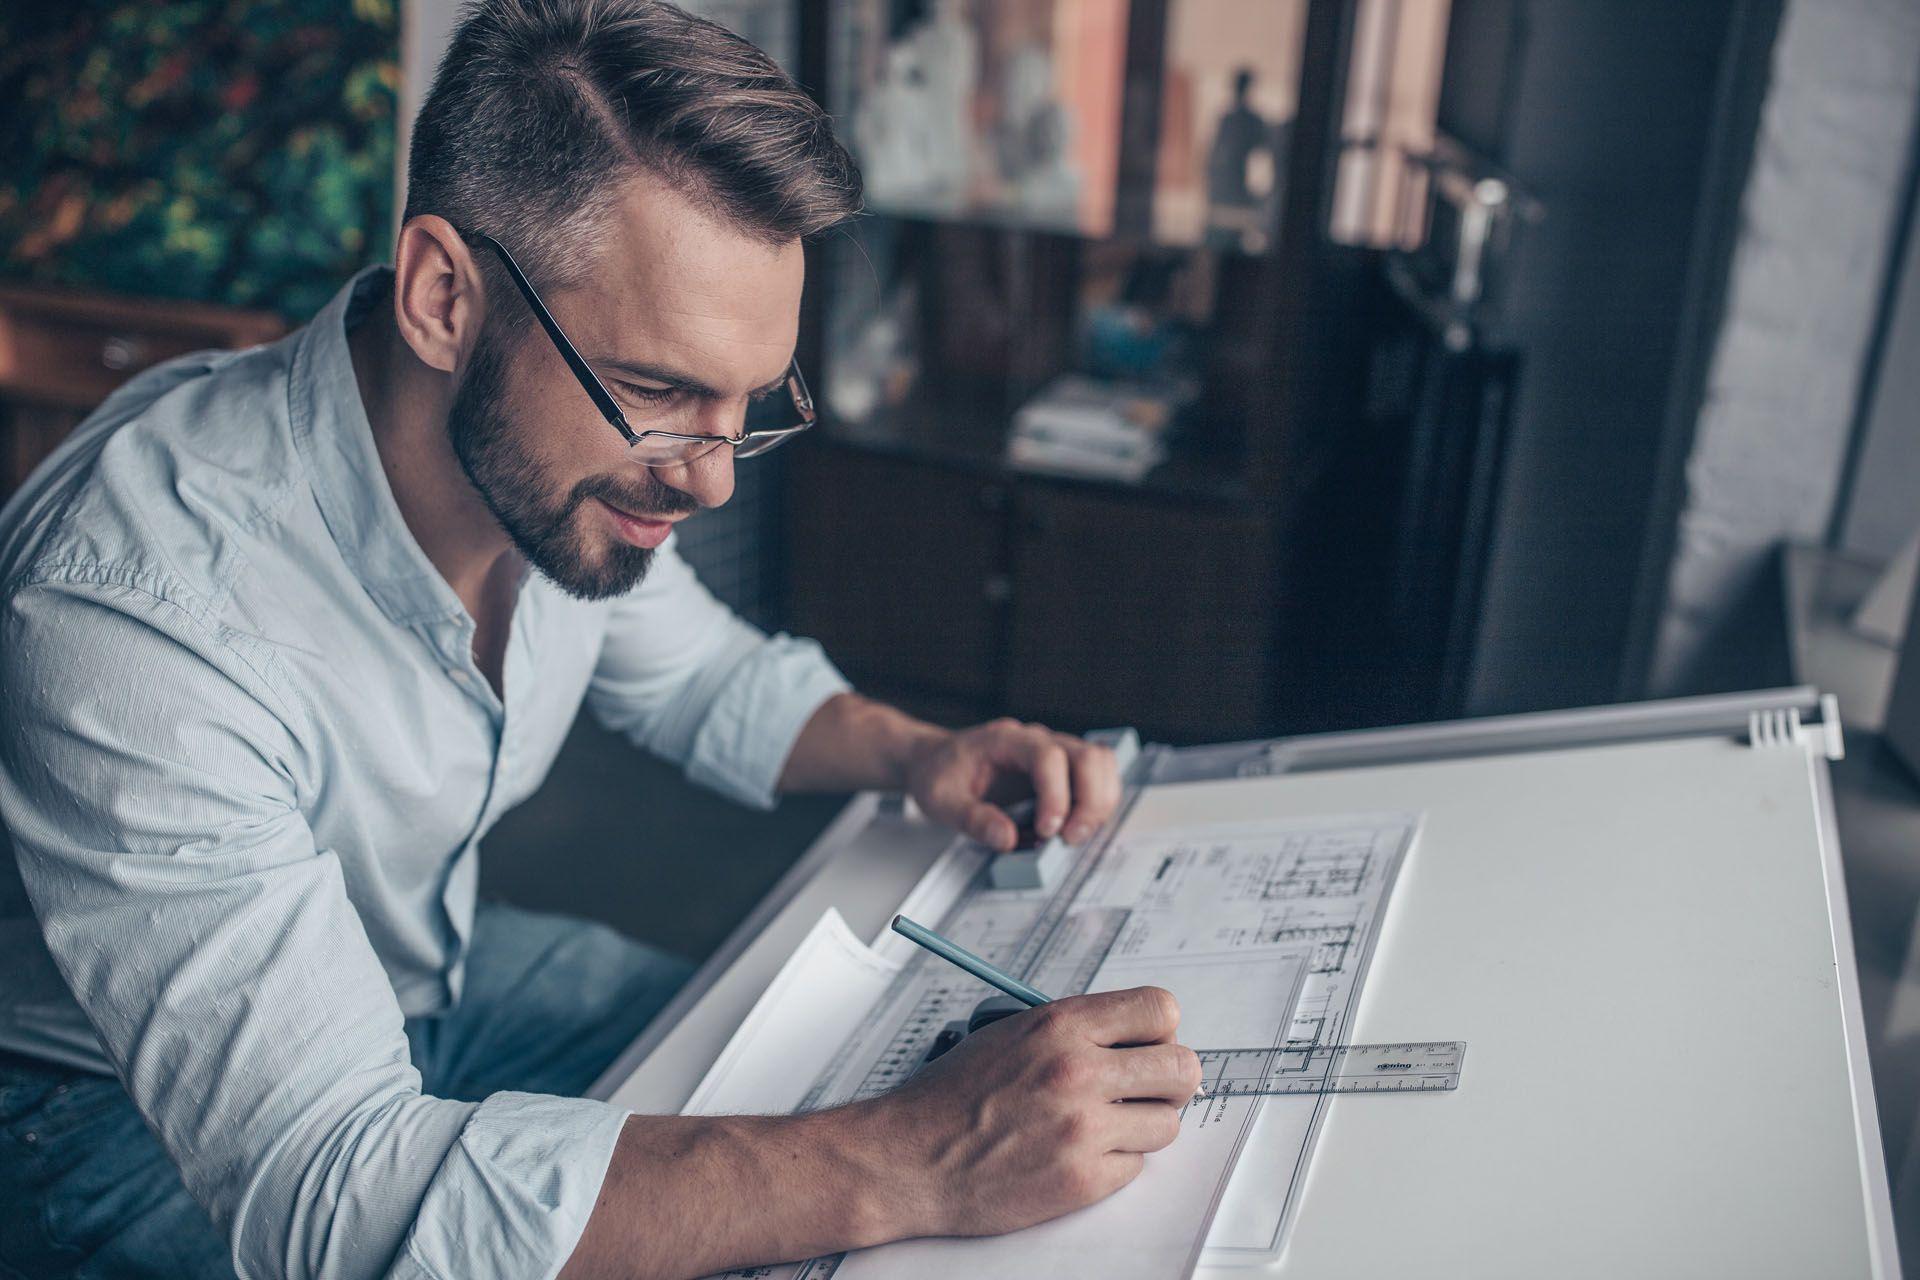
top-left (1193, 1040), bottom-right (1465, 1099)
top-left (1024, 905), bottom-right (1131, 998)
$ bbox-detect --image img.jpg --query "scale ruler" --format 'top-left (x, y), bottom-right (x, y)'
top-left (1194, 1040), bottom-right (1465, 1098)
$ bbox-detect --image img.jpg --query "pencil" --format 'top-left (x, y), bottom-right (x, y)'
top-left (890, 915), bottom-right (1053, 1006)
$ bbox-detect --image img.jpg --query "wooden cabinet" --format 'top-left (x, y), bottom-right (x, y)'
top-left (0, 285), bottom-right (285, 497)
top-left (788, 446), bottom-right (1009, 703)
top-left (787, 439), bottom-right (1279, 743)
top-left (1005, 486), bottom-right (1275, 741)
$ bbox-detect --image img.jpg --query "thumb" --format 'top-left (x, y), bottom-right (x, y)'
top-left (961, 801), bottom-right (1018, 852)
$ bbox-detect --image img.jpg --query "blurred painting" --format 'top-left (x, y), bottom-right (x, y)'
top-left (0, 0), bottom-right (397, 320)
top-left (831, 0), bottom-right (1129, 235)
top-left (1152, 0), bottom-right (1308, 252)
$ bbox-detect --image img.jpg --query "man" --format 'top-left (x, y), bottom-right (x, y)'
top-left (0, 2), bottom-right (1201, 1278)
top-left (1205, 67), bottom-right (1286, 252)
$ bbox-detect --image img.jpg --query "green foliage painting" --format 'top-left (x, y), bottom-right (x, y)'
top-left (0, 0), bottom-right (399, 321)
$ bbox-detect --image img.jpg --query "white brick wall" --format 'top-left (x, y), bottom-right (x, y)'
top-left (1649, 0), bottom-right (1920, 694)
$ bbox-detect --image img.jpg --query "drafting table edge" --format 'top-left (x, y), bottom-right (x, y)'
top-left (1810, 746), bottom-right (1902, 1276)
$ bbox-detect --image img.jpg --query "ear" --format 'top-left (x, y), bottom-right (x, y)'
top-left (391, 215), bottom-right (486, 375)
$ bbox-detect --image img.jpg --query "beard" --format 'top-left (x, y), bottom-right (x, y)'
top-left (447, 319), bottom-right (698, 601)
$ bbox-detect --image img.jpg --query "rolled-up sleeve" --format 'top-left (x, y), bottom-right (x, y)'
top-left (0, 578), bottom-right (626, 1280)
top-left (584, 537), bottom-right (849, 809)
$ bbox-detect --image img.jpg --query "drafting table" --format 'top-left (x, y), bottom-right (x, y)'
top-left (592, 687), bottom-right (1896, 1278)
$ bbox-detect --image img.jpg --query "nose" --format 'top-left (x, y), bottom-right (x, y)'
top-left (651, 440), bottom-right (735, 510)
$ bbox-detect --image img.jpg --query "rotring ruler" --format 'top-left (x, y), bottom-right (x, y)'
top-left (1191, 1040), bottom-right (1465, 1101)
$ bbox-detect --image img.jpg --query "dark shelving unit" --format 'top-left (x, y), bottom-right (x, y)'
top-left (782, 0), bottom-right (1361, 744)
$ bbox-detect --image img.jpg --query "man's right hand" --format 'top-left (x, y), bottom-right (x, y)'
top-left (860, 986), bottom-right (1202, 1238)
top-left (562, 986), bottom-right (1199, 1280)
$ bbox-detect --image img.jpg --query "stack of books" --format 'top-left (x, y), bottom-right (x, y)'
top-left (1005, 376), bottom-right (1189, 483)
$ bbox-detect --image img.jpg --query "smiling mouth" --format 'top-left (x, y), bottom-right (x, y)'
top-left (596, 497), bottom-right (690, 551)
top-left (598, 498), bottom-right (682, 526)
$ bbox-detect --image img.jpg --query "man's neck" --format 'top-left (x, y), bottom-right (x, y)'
top-left (346, 299), bottom-right (521, 629)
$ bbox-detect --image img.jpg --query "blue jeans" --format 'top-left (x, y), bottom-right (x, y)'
top-left (0, 903), bottom-right (692, 1279)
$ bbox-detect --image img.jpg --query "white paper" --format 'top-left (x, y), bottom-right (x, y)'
top-left (682, 908), bottom-right (901, 1118)
top-left (831, 946), bottom-right (1307, 1280)
top-left (1173, 815), bottom-right (1418, 1262)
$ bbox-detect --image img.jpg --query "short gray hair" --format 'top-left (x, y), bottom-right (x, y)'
top-left (403, 0), bottom-right (861, 291)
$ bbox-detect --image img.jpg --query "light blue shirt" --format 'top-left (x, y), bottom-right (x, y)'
top-left (0, 267), bottom-right (850, 1279)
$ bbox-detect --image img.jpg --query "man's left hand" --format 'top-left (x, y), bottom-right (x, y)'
top-left (904, 719), bottom-right (1121, 852)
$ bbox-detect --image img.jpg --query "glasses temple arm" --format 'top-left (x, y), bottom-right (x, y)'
top-left (467, 231), bottom-right (640, 445)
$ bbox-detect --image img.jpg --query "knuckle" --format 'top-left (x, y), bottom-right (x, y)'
top-left (1153, 1107), bottom-right (1183, 1149)
top-left (1055, 1107), bottom-right (1093, 1148)
top-left (926, 776), bottom-right (966, 807)
top-left (990, 716), bottom-right (1021, 732)
top-left (1177, 1046), bottom-right (1204, 1091)
top-left (1030, 1000), bottom-right (1075, 1036)
top-left (1142, 986), bottom-right (1180, 1029)
top-left (1040, 1051), bottom-right (1089, 1093)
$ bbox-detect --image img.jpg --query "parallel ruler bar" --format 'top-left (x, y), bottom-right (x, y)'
top-left (1193, 1040), bottom-right (1465, 1098)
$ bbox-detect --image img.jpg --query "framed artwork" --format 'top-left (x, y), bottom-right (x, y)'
top-left (1151, 0), bottom-right (1308, 252)
top-left (830, 0), bottom-right (1130, 236)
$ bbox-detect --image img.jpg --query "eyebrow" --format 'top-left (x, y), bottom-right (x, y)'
top-left (596, 355), bottom-right (792, 400)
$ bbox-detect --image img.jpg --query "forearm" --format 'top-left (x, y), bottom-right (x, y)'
top-left (778, 691), bottom-right (947, 794)
top-left (561, 1105), bottom-right (911, 1280)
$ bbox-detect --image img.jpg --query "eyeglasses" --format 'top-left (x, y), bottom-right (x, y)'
top-left (455, 226), bottom-right (815, 467)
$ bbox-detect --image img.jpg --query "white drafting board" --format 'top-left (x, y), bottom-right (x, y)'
top-left (1194, 733), bottom-right (1881, 1278)
top-left (603, 722), bottom-right (1892, 1279)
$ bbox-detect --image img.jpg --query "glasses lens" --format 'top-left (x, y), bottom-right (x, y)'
top-left (732, 427), bottom-right (804, 459)
top-left (622, 365), bottom-right (813, 466)
top-left (629, 434), bottom-right (728, 467)
top-left (744, 395), bottom-right (793, 437)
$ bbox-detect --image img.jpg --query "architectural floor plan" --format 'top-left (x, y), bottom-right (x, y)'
top-left (682, 776), bottom-right (1420, 1279)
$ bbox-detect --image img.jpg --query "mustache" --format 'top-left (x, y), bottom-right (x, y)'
top-left (574, 474), bottom-right (702, 521)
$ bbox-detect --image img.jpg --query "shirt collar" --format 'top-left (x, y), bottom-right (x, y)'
top-left (289, 266), bottom-right (468, 629)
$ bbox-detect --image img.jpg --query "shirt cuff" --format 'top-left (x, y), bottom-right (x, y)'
top-left (685, 634), bottom-right (851, 810)
top-left (389, 1092), bottom-right (631, 1280)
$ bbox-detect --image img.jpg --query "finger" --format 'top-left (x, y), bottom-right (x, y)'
top-left (1101, 1042), bottom-right (1204, 1105)
top-left (961, 800), bottom-right (1018, 852)
top-left (1059, 739), bottom-right (1121, 844)
top-left (1060, 986), bottom-right (1181, 1046)
top-left (1102, 1101), bottom-right (1183, 1154)
top-left (1001, 730), bottom-right (1072, 838)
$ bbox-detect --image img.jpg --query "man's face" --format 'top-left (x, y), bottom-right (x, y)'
top-left (448, 178), bottom-right (805, 600)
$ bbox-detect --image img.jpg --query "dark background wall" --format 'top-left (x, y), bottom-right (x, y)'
top-left (1437, 0), bottom-right (1763, 713)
